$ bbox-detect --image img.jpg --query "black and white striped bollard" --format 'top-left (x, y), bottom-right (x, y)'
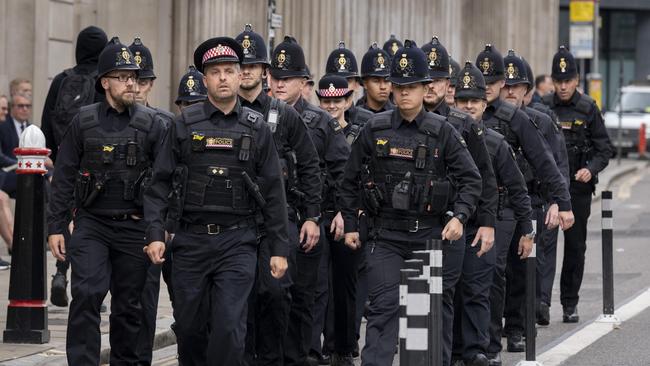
top-left (596, 190), bottom-right (621, 324)
top-left (400, 268), bottom-right (421, 366)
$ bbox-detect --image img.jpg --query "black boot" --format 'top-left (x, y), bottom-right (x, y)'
top-left (563, 306), bottom-right (579, 323)
top-left (50, 271), bottom-right (68, 307)
top-left (507, 333), bottom-right (525, 352)
top-left (331, 353), bottom-right (354, 366)
top-left (537, 302), bottom-right (550, 326)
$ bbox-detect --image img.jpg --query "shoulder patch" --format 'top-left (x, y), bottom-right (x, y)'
top-left (370, 112), bottom-right (392, 131)
top-left (130, 105), bottom-right (154, 132)
top-left (419, 112), bottom-right (444, 136)
top-left (494, 102), bottom-right (516, 122)
top-left (78, 103), bottom-right (101, 130)
top-left (181, 102), bottom-right (207, 125)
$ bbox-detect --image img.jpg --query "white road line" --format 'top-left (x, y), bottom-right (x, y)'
top-left (538, 288), bottom-right (650, 366)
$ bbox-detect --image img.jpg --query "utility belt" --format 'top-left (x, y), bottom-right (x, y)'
top-left (182, 218), bottom-right (256, 235)
top-left (74, 168), bottom-right (151, 209)
top-left (373, 215), bottom-right (444, 233)
top-left (567, 144), bottom-right (592, 179)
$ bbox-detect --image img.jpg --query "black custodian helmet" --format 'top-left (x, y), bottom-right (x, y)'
top-left (96, 36), bottom-right (140, 94)
top-left (382, 34), bottom-right (403, 58)
top-left (475, 44), bottom-right (505, 83)
top-left (502, 49), bottom-right (528, 86)
top-left (455, 61), bottom-right (487, 101)
top-left (360, 42), bottom-right (391, 78)
top-left (388, 40), bottom-right (431, 85)
top-left (325, 41), bottom-right (359, 78)
top-left (551, 45), bottom-right (578, 81)
top-left (176, 65), bottom-right (207, 105)
top-left (235, 24), bottom-right (270, 66)
top-left (420, 36), bottom-right (450, 79)
top-left (269, 36), bottom-right (309, 79)
top-left (128, 37), bottom-right (155, 79)
top-left (449, 57), bottom-right (461, 87)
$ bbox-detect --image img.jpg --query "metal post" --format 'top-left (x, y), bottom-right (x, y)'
top-left (516, 220), bottom-right (542, 366)
top-left (596, 191), bottom-right (621, 324)
top-left (617, 57), bottom-right (624, 166)
top-left (406, 277), bottom-right (430, 366)
top-left (3, 126), bottom-right (51, 344)
top-left (400, 269), bottom-right (420, 366)
top-left (593, 0), bottom-right (600, 73)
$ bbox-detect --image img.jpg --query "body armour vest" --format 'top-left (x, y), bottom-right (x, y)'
top-left (178, 102), bottom-right (262, 215)
top-left (542, 93), bottom-right (592, 149)
top-left (368, 111), bottom-right (451, 217)
top-left (345, 106), bottom-right (373, 145)
top-left (76, 103), bottom-right (155, 215)
top-left (484, 102), bottom-right (534, 183)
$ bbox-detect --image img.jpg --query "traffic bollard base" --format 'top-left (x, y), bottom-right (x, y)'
top-left (3, 306), bottom-right (50, 344)
top-left (515, 361), bottom-right (544, 366)
top-left (596, 313), bottom-right (621, 325)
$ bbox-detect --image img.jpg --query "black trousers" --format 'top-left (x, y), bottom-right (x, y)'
top-left (560, 182), bottom-right (593, 309)
top-left (66, 212), bottom-right (149, 366)
top-left (172, 226), bottom-right (258, 366)
top-left (136, 263), bottom-right (162, 365)
top-left (310, 223), bottom-right (335, 357)
top-left (539, 225), bottom-right (559, 306)
top-left (360, 226), bottom-right (464, 366)
top-left (487, 210), bottom-right (517, 355)
top-left (452, 225), bottom-right (497, 361)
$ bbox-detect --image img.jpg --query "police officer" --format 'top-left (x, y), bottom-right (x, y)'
top-left (47, 36), bottom-right (171, 365)
top-left (155, 36), bottom-right (290, 365)
top-left (446, 57), bottom-right (461, 106)
top-left (234, 25), bottom-right (322, 366)
top-left (268, 35), bottom-right (350, 366)
top-left (127, 36), bottom-right (176, 366)
top-left (175, 65), bottom-right (208, 112)
top-left (521, 57), bottom-right (570, 326)
top-left (419, 36), bottom-right (497, 365)
top-left (543, 46), bottom-right (612, 323)
top-left (339, 40), bottom-right (483, 366)
top-left (356, 43), bottom-right (394, 113)
top-left (325, 41), bottom-right (362, 101)
top-left (382, 34), bottom-right (403, 58)
top-left (455, 61), bottom-right (534, 366)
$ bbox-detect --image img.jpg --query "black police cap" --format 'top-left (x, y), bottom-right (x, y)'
top-left (449, 57), bottom-right (461, 87)
top-left (360, 42), bottom-right (391, 78)
top-left (520, 56), bottom-right (535, 92)
top-left (235, 24), bottom-right (269, 66)
top-left (455, 61), bottom-right (487, 101)
top-left (551, 45), bottom-right (578, 81)
top-left (503, 49), bottom-right (528, 86)
top-left (176, 65), bottom-right (207, 105)
top-left (325, 41), bottom-right (359, 78)
top-left (421, 36), bottom-right (450, 79)
top-left (129, 37), bottom-right (155, 79)
top-left (382, 34), bottom-right (403, 58)
top-left (388, 40), bottom-right (431, 86)
top-left (193, 36), bottom-right (244, 73)
top-left (269, 36), bottom-right (309, 79)
top-left (315, 74), bottom-right (353, 99)
top-left (475, 44), bottom-right (505, 84)
top-left (96, 36), bottom-right (140, 94)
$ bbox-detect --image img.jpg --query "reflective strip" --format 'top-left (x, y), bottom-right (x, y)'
top-left (406, 328), bottom-right (429, 350)
top-left (421, 265), bottom-right (431, 278)
top-left (432, 250), bottom-right (443, 267)
top-left (429, 277), bottom-right (443, 294)
top-left (602, 217), bottom-right (614, 230)
top-left (602, 199), bottom-right (612, 211)
top-left (406, 293), bottom-right (430, 316)
top-left (399, 285), bottom-right (408, 306)
top-left (399, 318), bottom-right (407, 339)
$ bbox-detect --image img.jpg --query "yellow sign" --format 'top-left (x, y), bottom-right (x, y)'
top-left (588, 77), bottom-right (602, 110)
top-left (570, 0), bottom-right (595, 23)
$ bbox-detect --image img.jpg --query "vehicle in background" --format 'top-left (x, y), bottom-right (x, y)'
top-left (604, 85), bottom-right (650, 156)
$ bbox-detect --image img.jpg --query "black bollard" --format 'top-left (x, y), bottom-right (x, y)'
top-left (4, 127), bottom-right (51, 343)
top-left (404, 259), bottom-right (424, 275)
top-left (426, 239), bottom-right (443, 366)
top-left (406, 277), bottom-right (429, 366)
top-left (399, 269), bottom-right (421, 366)
top-left (597, 191), bottom-right (620, 324)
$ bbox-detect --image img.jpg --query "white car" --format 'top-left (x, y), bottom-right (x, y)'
top-left (604, 85), bottom-right (650, 156)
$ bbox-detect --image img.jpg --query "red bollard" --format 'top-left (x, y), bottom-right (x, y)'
top-left (639, 123), bottom-right (647, 159)
top-left (3, 125), bottom-right (51, 343)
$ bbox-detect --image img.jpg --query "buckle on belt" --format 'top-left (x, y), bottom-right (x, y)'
top-left (409, 220), bottom-right (419, 233)
top-left (206, 224), bottom-right (221, 235)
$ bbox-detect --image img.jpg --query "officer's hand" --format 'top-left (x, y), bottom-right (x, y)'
top-left (575, 168), bottom-right (592, 183)
top-left (473, 226), bottom-right (494, 257)
top-left (300, 220), bottom-right (320, 252)
top-left (270, 256), bottom-right (288, 279)
top-left (48, 234), bottom-right (66, 262)
top-left (143, 241), bottom-right (165, 264)
top-left (344, 232), bottom-right (361, 250)
top-left (545, 203), bottom-right (560, 230)
top-left (442, 218), bottom-right (463, 241)
top-left (518, 235), bottom-right (533, 259)
top-left (559, 210), bottom-right (575, 231)
top-left (330, 212), bottom-right (345, 241)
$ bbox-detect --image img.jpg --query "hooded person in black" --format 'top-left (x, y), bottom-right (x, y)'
top-left (42, 25), bottom-right (108, 162)
top-left (41, 25), bottom-right (108, 309)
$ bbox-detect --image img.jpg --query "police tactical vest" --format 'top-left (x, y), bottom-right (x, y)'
top-left (346, 107), bottom-right (373, 145)
top-left (368, 111), bottom-right (451, 217)
top-left (542, 93), bottom-right (592, 149)
top-left (76, 103), bottom-right (154, 215)
top-left (178, 103), bottom-right (262, 215)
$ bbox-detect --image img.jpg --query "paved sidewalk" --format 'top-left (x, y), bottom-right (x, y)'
top-left (0, 158), bottom-right (645, 365)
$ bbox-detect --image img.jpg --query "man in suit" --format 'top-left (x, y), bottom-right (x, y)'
top-left (0, 92), bottom-right (32, 197)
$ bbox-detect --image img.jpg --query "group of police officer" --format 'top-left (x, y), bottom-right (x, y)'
top-left (44, 24), bottom-right (612, 366)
